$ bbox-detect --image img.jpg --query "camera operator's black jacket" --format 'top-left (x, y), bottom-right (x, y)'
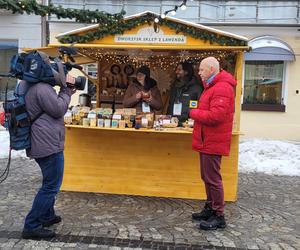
top-left (167, 76), bottom-right (203, 122)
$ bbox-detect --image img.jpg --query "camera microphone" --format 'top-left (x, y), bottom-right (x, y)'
top-left (64, 62), bottom-right (83, 71)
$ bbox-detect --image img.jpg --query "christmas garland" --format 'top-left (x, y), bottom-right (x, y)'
top-left (0, 0), bottom-right (124, 24)
top-left (58, 13), bottom-right (247, 46)
top-left (0, 2), bottom-right (246, 46)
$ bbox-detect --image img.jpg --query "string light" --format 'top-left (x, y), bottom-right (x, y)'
top-left (154, 17), bottom-right (159, 23)
top-left (160, 13), bottom-right (166, 19)
top-left (163, 1), bottom-right (187, 18)
top-left (180, 0), bottom-right (187, 10)
top-left (79, 48), bottom-right (237, 71)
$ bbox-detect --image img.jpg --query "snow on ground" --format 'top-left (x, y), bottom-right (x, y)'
top-left (0, 129), bottom-right (26, 159)
top-left (0, 128), bottom-right (300, 176)
top-left (238, 138), bottom-right (300, 176)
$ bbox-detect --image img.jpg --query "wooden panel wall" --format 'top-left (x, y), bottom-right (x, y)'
top-left (62, 127), bottom-right (239, 201)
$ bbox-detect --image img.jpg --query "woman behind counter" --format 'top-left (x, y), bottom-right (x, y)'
top-left (123, 66), bottom-right (163, 113)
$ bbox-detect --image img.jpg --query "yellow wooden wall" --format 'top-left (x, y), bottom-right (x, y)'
top-left (62, 126), bottom-right (239, 201)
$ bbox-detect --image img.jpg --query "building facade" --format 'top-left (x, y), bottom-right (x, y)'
top-left (1, 1), bottom-right (299, 140)
top-left (0, 9), bottom-right (44, 100)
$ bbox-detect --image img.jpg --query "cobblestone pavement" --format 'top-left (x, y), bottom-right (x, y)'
top-left (0, 158), bottom-right (299, 250)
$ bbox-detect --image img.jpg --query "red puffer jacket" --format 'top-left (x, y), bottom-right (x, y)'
top-left (0, 111), bottom-right (4, 126)
top-left (189, 70), bottom-right (236, 156)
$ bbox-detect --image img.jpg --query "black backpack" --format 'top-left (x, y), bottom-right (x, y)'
top-left (3, 82), bottom-right (32, 150)
top-left (1, 82), bottom-right (42, 183)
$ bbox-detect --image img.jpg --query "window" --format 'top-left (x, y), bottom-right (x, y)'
top-left (243, 36), bottom-right (295, 112)
top-left (0, 45), bottom-right (18, 101)
top-left (86, 63), bottom-right (97, 78)
top-left (242, 61), bottom-right (285, 111)
top-left (85, 63), bottom-right (97, 101)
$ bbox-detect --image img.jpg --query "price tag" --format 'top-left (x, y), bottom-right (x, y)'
top-left (112, 114), bottom-right (122, 120)
top-left (141, 118), bottom-right (148, 127)
top-left (162, 119), bottom-right (171, 125)
top-left (87, 113), bottom-right (97, 119)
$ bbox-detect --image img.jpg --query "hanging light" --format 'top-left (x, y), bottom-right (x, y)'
top-left (181, 4), bottom-right (187, 10)
top-left (160, 13), bottom-right (166, 19)
top-left (171, 10), bottom-right (176, 16)
top-left (154, 17), bottom-right (159, 23)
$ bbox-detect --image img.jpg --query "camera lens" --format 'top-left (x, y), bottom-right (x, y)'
top-left (74, 76), bottom-right (86, 90)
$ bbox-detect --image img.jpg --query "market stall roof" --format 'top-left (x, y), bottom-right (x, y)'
top-left (24, 11), bottom-right (249, 65)
top-left (50, 11), bottom-right (248, 51)
top-left (56, 11), bottom-right (248, 42)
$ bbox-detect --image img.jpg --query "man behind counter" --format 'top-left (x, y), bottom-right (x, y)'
top-left (167, 61), bottom-right (203, 123)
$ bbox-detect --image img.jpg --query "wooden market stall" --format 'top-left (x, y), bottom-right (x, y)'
top-left (47, 11), bottom-right (248, 201)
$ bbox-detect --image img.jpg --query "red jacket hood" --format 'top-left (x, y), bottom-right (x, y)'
top-left (204, 70), bottom-right (237, 89)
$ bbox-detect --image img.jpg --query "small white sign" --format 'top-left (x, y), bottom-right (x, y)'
top-left (114, 26), bottom-right (187, 44)
top-left (87, 113), bottom-right (97, 119)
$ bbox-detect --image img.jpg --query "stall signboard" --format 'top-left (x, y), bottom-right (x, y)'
top-left (114, 27), bottom-right (187, 44)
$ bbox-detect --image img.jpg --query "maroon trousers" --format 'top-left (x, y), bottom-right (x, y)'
top-left (199, 153), bottom-right (224, 216)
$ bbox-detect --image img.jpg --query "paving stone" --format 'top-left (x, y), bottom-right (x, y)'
top-left (0, 158), bottom-right (299, 250)
top-left (279, 243), bottom-right (296, 250)
top-left (266, 243), bottom-right (282, 250)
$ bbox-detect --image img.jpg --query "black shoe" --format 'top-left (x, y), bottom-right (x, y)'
top-left (22, 228), bottom-right (55, 239)
top-left (192, 205), bottom-right (214, 221)
top-left (42, 215), bottom-right (62, 227)
top-left (199, 213), bottom-right (226, 230)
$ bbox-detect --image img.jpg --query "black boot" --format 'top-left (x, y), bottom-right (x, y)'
top-left (192, 204), bottom-right (214, 221)
top-left (199, 213), bottom-right (226, 230)
top-left (22, 228), bottom-right (55, 239)
top-left (42, 215), bottom-right (62, 227)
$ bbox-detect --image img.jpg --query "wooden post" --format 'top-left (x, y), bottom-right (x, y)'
top-left (97, 60), bottom-right (101, 107)
top-left (234, 51), bottom-right (244, 132)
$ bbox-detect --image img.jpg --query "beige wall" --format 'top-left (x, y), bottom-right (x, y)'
top-left (240, 56), bottom-right (300, 140)
top-left (0, 14), bottom-right (42, 49)
top-left (213, 26), bottom-right (300, 140)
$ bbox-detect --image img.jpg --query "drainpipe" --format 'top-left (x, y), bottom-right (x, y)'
top-left (41, 0), bottom-right (49, 46)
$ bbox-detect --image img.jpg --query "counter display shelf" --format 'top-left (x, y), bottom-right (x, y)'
top-left (62, 125), bottom-right (240, 200)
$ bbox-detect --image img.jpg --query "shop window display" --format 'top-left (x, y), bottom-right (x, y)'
top-left (243, 61), bottom-right (285, 111)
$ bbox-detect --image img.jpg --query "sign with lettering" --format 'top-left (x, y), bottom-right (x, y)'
top-left (114, 27), bottom-right (187, 44)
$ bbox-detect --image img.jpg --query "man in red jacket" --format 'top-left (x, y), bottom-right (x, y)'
top-left (189, 57), bottom-right (236, 230)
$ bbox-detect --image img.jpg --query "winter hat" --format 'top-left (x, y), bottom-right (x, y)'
top-left (136, 66), bottom-right (150, 79)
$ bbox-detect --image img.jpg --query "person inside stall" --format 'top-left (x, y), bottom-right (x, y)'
top-left (167, 61), bottom-right (203, 124)
top-left (123, 65), bottom-right (163, 113)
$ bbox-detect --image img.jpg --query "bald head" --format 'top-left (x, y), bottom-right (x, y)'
top-left (198, 57), bottom-right (220, 82)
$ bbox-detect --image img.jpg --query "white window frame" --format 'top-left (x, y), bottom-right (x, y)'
top-left (241, 60), bottom-right (287, 110)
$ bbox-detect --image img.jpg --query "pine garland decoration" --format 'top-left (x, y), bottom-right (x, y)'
top-left (0, 0), bottom-right (124, 24)
top-left (0, 2), bottom-right (246, 46)
top-left (58, 13), bottom-right (247, 46)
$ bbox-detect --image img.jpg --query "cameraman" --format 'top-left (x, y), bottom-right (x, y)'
top-left (21, 74), bottom-right (76, 239)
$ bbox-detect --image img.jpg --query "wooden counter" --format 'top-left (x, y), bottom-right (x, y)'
top-left (62, 125), bottom-right (240, 201)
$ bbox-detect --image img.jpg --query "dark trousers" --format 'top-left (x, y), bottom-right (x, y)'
top-left (23, 151), bottom-right (64, 231)
top-left (199, 153), bottom-right (224, 216)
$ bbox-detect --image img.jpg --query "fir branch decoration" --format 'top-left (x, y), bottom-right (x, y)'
top-left (58, 13), bottom-right (247, 46)
top-left (0, 2), bottom-right (246, 47)
top-left (0, 0), bottom-right (124, 24)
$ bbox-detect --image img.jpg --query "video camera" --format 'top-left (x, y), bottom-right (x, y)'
top-left (5, 46), bottom-right (86, 90)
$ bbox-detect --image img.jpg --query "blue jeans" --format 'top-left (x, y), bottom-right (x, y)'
top-left (23, 151), bottom-right (64, 231)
